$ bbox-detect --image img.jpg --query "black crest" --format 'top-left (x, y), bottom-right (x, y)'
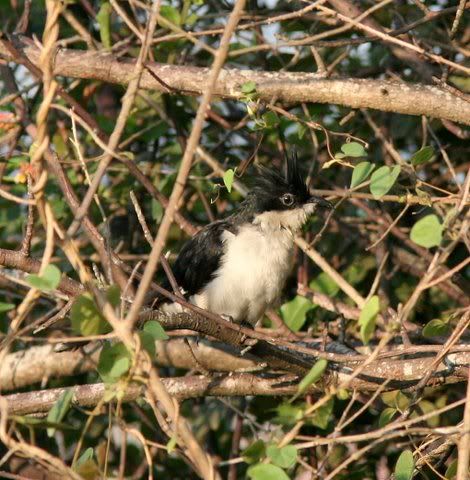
top-left (249, 151), bottom-right (310, 212)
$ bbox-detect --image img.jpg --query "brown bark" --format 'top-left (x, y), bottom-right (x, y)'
top-left (1, 38), bottom-right (469, 125)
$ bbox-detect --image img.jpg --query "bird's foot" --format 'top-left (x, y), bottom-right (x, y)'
top-left (220, 313), bottom-right (234, 323)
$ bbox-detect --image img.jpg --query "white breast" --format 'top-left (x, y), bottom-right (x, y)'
top-left (191, 220), bottom-right (295, 325)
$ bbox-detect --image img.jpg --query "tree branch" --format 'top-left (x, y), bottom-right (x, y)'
top-left (1, 37), bottom-right (469, 125)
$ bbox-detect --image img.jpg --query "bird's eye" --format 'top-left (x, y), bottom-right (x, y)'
top-left (281, 193), bottom-right (295, 206)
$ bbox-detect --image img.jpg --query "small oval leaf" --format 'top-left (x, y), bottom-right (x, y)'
top-left (410, 214), bottom-right (443, 248)
top-left (159, 5), bottom-right (181, 26)
top-left (139, 331), bottom-right (156, 357)
top-left (359, 295), bottom-right (380, 344)
top-left (261, 111), bottom-right (280, 129)
top-left (151, 198), bottom-right (163, 222)
top-left (280, 295), bottom-right (314, 332)
top-left (26, 264), bottom-right (61, 292)
top-left (96, 2), bottom-right (112, 49)
top-left (394, 449), bottom-right (415, 480)
top-left (47, 389), bottom-right (74, 437)
top-left (143, 320), bottom-right (169, 341)
top-left (298, 358), bottom-right (328, 394)
top-left (341, 142), bottom-right (366, 158)
top-left (247, 463), bottom-right (290, 480)
top-left (106, 285), bottom-right (121, 308)
top-left (241, 81), bottom-right (257, 94)
top-left (309, 272), bottom-right (339, 297)
top-left (310, 398), bottom-right (334, 429)
top-left (445, 459), bottom-right (458, 479)
top-left (75, 447), bottom-right (93, 468)
top-left (350, 161), bottom-right (375, 188)
top-left (266, 444), bottom-right (297, 469)
top-left (97, 342), bottom-right (132, 383)
top-left (370, 165), bottom-right (401, 199)
top-left (71, 294), bottom-right (111, 336)
top-left (0, 302), bottom-right (15, 313)
top-left (411, 146), bottom-right (434, 166)
top-left (422, 318), bottom-right (449, 338)
top-left (242, 439), bottom-right (266, 464)
top-left (378, 407), bottom-right (396, 427)
top-left (274, 403), bottom-right (304, 426)
top-left (223, 169), bottom-right (235, 193)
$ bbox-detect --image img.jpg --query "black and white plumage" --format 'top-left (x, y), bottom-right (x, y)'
top-left (161, 153), bottom-right (331, 325)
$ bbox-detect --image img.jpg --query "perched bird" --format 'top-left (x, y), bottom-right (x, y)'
top-left (161, 153), bottom-right (331, 326)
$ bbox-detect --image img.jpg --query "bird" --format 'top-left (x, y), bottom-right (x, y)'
top-left (159, 152), bottom-right (332, 326)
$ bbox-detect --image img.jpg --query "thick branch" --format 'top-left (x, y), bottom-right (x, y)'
top-left (1, 38), bottom-right (469, 125)
top-left (4, 344), bottom-right (470, 415)
top-left (2, 331), bottom-right (468, 394)
top-left (0, 338), bottom-right (258, 391)
top-left (4, 374), bottom-right (300, 415)
top-left (0, 248), bottom-right (83, 297)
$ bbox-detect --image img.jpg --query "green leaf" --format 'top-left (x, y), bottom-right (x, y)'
top-left (185, 13), bottom-right (198, 26)
top-left (261, 111), bottom-right (280, 129)
top-left (11, 415), bottom-right (72, 429)
top-left (139, 330), bottom-right (156, 357)
top-left (378, 407), bottom-right (396, 427)
top-left (274, 403), bottom-right (304, 425)
top-left (75, 447), bottom-right (93, 468)
top-left (297, 359), bottom-right (328, 394)
top-left (445, 459), bottom-right (458, 479)
top-left (223, 169), bottom-right (235, 193)
top-left (411, 146), bottom-right (434, 166)
top-left (310, 398), bottom-right (334, 429)
top-left (7, 155), bottom-right (28, 167)
top-left (47, 389), bottom-right (73, 437)
top-left (242, 440), bottom-right (266, 464)
top-left (106, 285), bottom-right (121, 308)
top-left (26, 264), bottom-right (61, 292)
top-left (151, 198), bottom-right (163, 222)
top-left (73, 447), bottom-right (100, 479)
top-left (341, 141), bottom-right (367, 158)
top-left (0, 302), bottom-right (15, 313)
top-left (160, 5), bottom-right (181, 26)
top-left (336, 388), bottom-right (349, 400)
top-left (309, 272), bottom-right (339, 297)
top-left (280, 295), bottom-right (314, 332)
top-left (241, 81), bottom-right (257, 94)
top-left (350, 161), bottom-right (375, 188)
top-left (166, 435), bottom-right (177, 453)
top-left (418, 400), bottom-right (440, 428)
top-left (143, 320), bottom-right (169, 341)
top-left (266, 445), bottom-right (297, 469)
top-left (344, 256), bottom-right (376, 285)
top-left (394, 450), bottom-right (415, 480)
top-left (98, 342), bottom-right (132, 383)
top-left (71, 294), bottom-right (111, 337)
top-left (410, 214), bottom-right (443, 248)
top-left (247, 463), bottom-right (290, 480)
top-left (358, 295), bottom-right (380, 344)
top-left (382, 391), bottom-right (410, 411)
top-left (297, 124), bottom-right (307, 139)
top-left (422, 318), bottom-right (449, 338)
top-left (369, 165), bottom-right (401, 199)
top-left (96, 2), bottom-right (112, 49)
top-left (449, 75), bottom-right (470, 92)
top-left (52, 133), bottom-right (68, 157)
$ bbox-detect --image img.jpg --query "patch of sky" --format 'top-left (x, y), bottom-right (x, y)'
top-left (349, 42), bottom-right (372, 67)
top-left (13, 65), bottom-right (39, 96)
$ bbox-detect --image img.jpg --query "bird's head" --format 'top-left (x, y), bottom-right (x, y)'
top-left (248, 152), bottom-right (332, 232)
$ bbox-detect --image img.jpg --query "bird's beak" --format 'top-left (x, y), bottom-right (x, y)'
top-left (308, 196), bottom-right (333, 210)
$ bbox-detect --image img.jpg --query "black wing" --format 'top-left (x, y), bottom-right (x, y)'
top-left (170, 220), bottom-right (236, 296)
